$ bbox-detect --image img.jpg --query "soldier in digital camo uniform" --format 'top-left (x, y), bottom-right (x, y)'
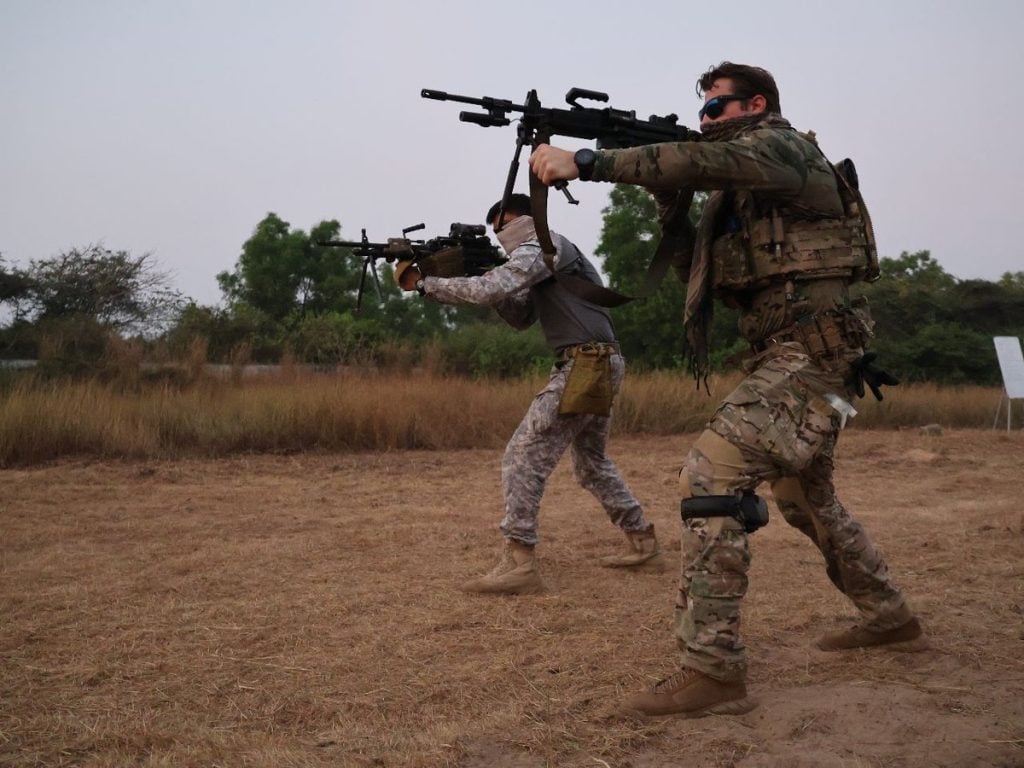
top-left (396, 193), bottom-right (664, 595)
top-left (531, 62), bottom-right (924, 718)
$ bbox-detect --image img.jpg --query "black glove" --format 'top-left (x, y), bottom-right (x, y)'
top-left (850, 352), bottom-right (900, 401)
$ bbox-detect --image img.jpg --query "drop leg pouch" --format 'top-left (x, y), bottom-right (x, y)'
top-left (558, 344), bottom-right (613, 416)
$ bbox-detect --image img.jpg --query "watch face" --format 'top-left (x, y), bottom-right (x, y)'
top-left (574, 148), bottom-right (596, 179)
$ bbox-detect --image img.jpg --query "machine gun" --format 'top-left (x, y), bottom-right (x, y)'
top-left (319, 222), bottom-right (505, 310)
top-left (421, 87), bottom-right (701, 306)
top-left (421, 87), bottom-right (699, 224)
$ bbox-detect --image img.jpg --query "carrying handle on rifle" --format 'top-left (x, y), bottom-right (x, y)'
top-left (565, 88), bottom-right (609, 108)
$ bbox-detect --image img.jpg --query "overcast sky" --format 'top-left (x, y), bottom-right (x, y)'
top-left (2, 0), bottom-right (1022, 307)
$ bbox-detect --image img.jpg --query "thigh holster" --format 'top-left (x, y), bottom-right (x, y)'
top-left (681, 492), bottom-right (770, 534)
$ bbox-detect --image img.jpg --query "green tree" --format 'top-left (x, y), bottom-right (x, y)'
top-left (208, 213), bottom-right (457, 363)
top-left (0, 256), bottom-right (31, 307)
top-left (0, 257), bottom-right (34, 356)
top-left (22, 246), bottom-right (184, 334)
top-left (596, 185), bottom-right (686, 368)
top-left (167, 302), bottom-right (283, 362)
top-left (217, 213), bottom-right (366, 321)
top-left (998, 271), bottom-right (1024, 290)
top-left (860, 251), bottom-right (1024, 384)
top-left (595, 184), bottom-right (741, 369)
top-left (1, 246), bottom-right (182, 375)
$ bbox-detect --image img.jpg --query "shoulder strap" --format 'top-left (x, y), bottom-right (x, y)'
top-left (528, 160), bottom-right (682, 308)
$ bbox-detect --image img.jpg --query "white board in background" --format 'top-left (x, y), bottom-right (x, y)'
top-left (994, 336), bottom-right (1024, 398)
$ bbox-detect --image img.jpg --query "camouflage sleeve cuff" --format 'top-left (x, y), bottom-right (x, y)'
top-left (590, 145), bottom-right (682, 190)
top-left (593, 133), bottom-right (808, 194)
top-left (591, 150), bottom-right (618, 183)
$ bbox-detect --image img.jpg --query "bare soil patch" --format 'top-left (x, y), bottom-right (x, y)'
top-left (2, 429), bottom-right (1023, 767)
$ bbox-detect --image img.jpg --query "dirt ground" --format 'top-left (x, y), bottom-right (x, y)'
top-left (2, 429), bottom-right (1023, 767)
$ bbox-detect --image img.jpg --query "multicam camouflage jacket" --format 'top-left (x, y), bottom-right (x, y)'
top-left (591, 116), bottom-right (874, 349)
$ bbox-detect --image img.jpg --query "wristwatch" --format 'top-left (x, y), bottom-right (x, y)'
top-left (415, 278), bottom-right (426, 296)
top-left (574, 148), bottom-right (597, 181)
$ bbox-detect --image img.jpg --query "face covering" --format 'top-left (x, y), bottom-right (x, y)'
top-left (495, 215), bottom-right (537, 254)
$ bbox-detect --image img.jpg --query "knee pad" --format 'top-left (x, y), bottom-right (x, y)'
top-left (684, 430), bottom-right (749, 496)
top-left (771, 477), bottom-right (812, 514)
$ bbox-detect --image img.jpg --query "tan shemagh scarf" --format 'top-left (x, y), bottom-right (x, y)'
top-left (699, 111), bottom-right (791, 142)
top-left (495, 215), bottom-right (537, 255)
top-left (683, 113), bottom-right (793, 381)
top-left (682, 191), bottom-right (725, 383)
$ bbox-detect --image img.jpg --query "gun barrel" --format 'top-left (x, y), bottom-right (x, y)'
top-left (318, 240), bottom-right (388, 250)
top-left (422, 88), bottom-right (517, 113)
top-left (422, 89), bottom-right (486, 106)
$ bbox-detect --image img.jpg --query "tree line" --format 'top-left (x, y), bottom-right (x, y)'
top-left (2, 187), bottom-right (1022, 384)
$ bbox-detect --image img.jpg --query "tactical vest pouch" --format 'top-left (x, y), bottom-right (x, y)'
top-left (712, 217), bottom-right (872, 291)
top-left (751, 309), bottom-right (873, 359)
top-left (831, 158), bottom-right (880, 282)
top-left (558, 344), bottom-right (613, 417)
top-left (758, 218), bottom-right (867, 274)
top-left (710, 154), bottom-right (880, 291)
top-left (710, 233), bottom-right (756, 291)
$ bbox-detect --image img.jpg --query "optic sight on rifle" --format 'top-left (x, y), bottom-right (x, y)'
top-left (318, 222), bottom-right (505, 311)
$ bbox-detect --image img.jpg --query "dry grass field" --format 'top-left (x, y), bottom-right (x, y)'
top-left (2, 428), bottom-right (1023, 767)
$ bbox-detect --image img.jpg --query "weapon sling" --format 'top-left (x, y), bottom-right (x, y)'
top-left (527, 149), bottom-right (682, 308)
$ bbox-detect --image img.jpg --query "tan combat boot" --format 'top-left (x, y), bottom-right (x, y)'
top-left (816, 616), bottom-right (928, 652)
top-left (621, 668), bottom-right (756, 719)
top-left (461, 539), bottom-right (544, 595)
top-left (598, 524), bottom-right (663, 573)
top-left (600, 524), bottom-right (665, 570)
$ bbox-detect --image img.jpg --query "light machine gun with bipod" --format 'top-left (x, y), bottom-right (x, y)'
top-left (318, 222), bottom-right (505, 311)
top-left (421, 87), bottom-right (702, 306)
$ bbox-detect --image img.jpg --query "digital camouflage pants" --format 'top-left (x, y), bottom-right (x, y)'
top-left (676, 344), bottom-right (913, 682)
top-left (500, 354), bottom-right (647, 547)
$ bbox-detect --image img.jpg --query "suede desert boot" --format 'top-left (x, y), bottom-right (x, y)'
top-left (600, 524), bottom-right (665, 570)
top-left (461, 539), bottom-right (544, 595)
top-left (621, 668), bottom-right (756, 719)
top-left (816, 616), bottom-right (927, 652)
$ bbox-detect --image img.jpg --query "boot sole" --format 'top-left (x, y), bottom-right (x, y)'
top-left (620, 696), bottom-right (758, 721)
top-left (461, 581), bottom-right (546, 596)
top-left (599, 555), bottom-right (668, 571)
top-left (817, 636), bottom-right (931, 653)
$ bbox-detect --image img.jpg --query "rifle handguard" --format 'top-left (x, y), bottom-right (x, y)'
top-left (385, 239), bottom-right (416, 260)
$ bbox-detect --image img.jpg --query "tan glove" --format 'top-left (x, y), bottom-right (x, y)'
top-left (394, 260), bottom-right (422, 291)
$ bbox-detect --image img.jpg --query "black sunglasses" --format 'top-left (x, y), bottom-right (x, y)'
top-left (699, 94), bottom-right (751, 121)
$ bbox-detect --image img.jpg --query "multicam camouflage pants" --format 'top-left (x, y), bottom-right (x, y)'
top-left (500, 354), bottom-right (647, 547)
top-left (676, 345), bottom-right (913, 682)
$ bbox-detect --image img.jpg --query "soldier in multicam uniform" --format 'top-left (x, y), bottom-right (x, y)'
top-left (531, 62), bottom-right (924, 717)
top-left (396, 193), bottom-right (664, 595)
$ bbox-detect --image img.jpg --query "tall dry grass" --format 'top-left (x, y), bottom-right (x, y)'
top-left (0, 369), bottom-right (1014, 466)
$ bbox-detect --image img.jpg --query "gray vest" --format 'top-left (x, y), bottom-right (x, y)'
top-left (531, 234), bottom-right (617, 354)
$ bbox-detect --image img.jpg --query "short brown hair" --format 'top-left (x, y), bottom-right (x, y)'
top-left (697, 62), bottom-right (781, 115)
